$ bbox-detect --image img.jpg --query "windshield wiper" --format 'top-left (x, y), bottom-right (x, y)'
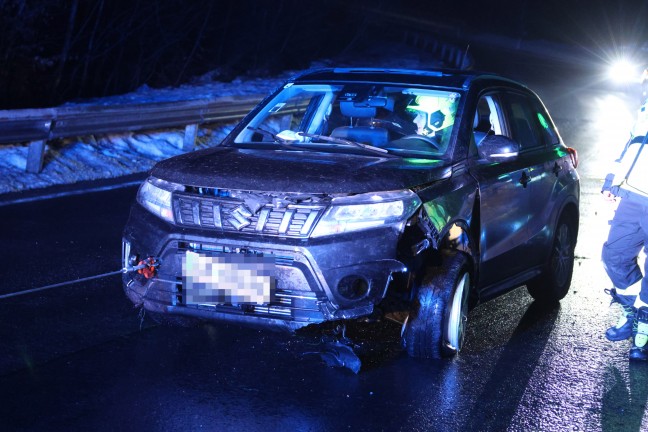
top-left (297, 132), bottom-right (399, 158)
top-left (244, 127), bottom-right (399, 158)
top-left (243, 127), bottom-right (331, 154)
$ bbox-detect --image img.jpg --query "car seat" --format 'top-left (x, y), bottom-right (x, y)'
top-left (330, 101), bottom-right (388, 146)
top-left (473, 112), bottom-right (493, 145)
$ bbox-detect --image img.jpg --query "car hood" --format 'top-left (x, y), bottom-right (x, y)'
top-left (151, 146), bottom-right (451, 194)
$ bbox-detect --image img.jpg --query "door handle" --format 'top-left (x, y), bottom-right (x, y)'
top-left (519, 171), bottom-right (530, 188)
top-left (552, 162), bottom-right (562, 177)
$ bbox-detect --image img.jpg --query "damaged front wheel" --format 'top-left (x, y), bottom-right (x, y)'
top-left (402, 251), bottom-right (472, 359)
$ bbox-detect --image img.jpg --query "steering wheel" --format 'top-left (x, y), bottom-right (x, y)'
top-left (400, 134), bottom-right (441, 150)
top-left (369, 119), bottom-right (409, 135)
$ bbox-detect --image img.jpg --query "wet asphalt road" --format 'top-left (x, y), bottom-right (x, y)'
top-left (2, 46), bottom-right (648, 431)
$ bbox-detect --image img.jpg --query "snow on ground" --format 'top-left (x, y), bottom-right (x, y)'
top-left (0, 42), bottom-right (449, 196)
top-left (0, 74), bottom-right (280, 196)
top-left (0, 127), bottom-right (235, 194)
top-left (0, 123), bottom-right (241, 195)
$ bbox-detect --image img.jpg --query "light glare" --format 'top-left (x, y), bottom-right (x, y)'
top-left (609, 59), bottom-right (639, 83)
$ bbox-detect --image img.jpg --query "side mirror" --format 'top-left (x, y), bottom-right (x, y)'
top-left (478, 135), bottom-right (520, 162)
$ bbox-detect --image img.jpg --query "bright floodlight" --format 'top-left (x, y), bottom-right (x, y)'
top-left (609, 59), bottom-right (638, 83)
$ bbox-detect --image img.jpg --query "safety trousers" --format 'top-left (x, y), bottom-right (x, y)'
top-left (602, 197), bottom-right (648, 303)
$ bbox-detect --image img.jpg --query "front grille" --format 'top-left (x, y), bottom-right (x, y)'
top-left (173, 193), bottom-right (324, 238)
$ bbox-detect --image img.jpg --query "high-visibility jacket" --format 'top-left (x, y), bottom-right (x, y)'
top-left (603, 101), bottom-right (648, 200)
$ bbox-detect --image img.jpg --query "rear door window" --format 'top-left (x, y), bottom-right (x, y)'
top-left (530, 99), bottom-right (560, 146)
top-left (504, 92), bottom-right (544, 151)
top-left (503, 91), bottom-right (561, 150)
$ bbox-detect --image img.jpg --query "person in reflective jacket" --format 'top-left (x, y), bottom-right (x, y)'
top-left (602, 99), bottom-right (648, 361)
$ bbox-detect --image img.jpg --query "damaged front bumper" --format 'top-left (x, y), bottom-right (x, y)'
top-left (122, 203), bottom-right (407, 331)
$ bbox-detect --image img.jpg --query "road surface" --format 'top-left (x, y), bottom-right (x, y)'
top-left (0, 44), bottom-right (646, 432)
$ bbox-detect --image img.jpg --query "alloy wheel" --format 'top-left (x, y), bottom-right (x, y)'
top-left (551, 222), bottom-right (573, 288)
top-left (446, 272), bottom-right (470, 351)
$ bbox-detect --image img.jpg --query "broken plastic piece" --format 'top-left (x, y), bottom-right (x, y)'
top-left (319, 341), bottom-right (362, 374)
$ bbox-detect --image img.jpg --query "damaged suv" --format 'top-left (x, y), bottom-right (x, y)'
top-left (122, 68), bottom-right (580, 359)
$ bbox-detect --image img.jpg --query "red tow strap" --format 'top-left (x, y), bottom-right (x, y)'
top-left (136, 257), bottom-right (159, 279)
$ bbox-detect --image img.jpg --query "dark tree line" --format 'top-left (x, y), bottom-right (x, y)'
top-left (0, 0), bottom-right (375, 109)
top-left (3, 0), bottom-right (645, 109)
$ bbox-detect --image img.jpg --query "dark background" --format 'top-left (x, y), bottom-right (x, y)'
top-left (1, 0), bottom-right (647, 109)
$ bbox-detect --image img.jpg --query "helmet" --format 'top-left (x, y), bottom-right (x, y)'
top-left (406, 94), bottom-right (457, 133)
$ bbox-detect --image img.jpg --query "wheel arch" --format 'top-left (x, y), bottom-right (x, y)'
top-left (542, 197), bottom-right (579, 264)
top-left (525, 198), bottom-right (579, 303)
top-left (558, 200), bottom-right (579, 240)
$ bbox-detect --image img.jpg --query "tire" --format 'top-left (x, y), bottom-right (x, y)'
top-left (526, 214), bottom-right (576, 304)
top-left (402, 251), bottom-right (472, 359)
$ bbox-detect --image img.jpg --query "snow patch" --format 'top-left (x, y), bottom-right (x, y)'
top-left (0, 43), bottom-right (449, 195)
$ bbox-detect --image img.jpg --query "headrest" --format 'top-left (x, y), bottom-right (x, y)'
top-left (473, 113), bottom-right (492, 132)
top-left (330, 126), bottom-right (388, 146)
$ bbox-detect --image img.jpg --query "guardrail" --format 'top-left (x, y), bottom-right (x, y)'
top-left (1, 36), bottom-right (472, 175)
top-left (0, 95), bottom-right (264, 173)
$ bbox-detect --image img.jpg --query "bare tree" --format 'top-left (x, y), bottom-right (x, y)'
top-left (52, 0), bottom-right (79, 99)
top-left (78, 0), bottom-right (105, 97)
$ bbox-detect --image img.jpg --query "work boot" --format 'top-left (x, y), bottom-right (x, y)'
top-left (606, 304), bottom-right (636, 341)
top-left (629, 307), bottom-right (648, 361)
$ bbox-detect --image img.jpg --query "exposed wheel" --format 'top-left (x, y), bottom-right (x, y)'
top-left (402, 251), bottom-right (472, 359)
top-left (526, 214), bottom-right (576, 303)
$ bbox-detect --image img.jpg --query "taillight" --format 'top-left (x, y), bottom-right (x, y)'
top-left (567, 147), bottom-right (578, 168)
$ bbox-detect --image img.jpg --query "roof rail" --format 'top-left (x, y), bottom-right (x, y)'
top-left (331, 68), bottom-right (445, 77)
top-left (469, 73), bottom-right (523, 88)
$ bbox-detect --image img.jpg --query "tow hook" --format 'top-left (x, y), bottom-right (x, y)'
top-left (125, 257), bottom-right (161, 279)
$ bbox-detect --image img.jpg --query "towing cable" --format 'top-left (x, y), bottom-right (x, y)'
top-left (0, 257), bottom-right (161, 300)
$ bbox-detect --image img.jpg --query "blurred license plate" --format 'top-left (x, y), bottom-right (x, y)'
top-left (182, 251), bottom-right (275, 305)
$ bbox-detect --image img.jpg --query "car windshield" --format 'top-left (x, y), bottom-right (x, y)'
top-left (232, 83), bottom-right (462, 158)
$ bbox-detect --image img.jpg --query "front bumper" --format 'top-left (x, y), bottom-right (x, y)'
top-left (122, 203), bottom-right (406, 331)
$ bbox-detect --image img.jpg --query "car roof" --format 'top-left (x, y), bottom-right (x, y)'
top-left (291, 67), bottom-right (524, 92)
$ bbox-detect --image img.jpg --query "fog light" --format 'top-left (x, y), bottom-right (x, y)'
top-left (337, 276), bottom-right (369, 300)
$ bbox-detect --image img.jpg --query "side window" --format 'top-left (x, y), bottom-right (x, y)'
top-left (531, 98), bottom-right (560, 146)
top-left (504, 92), bottom-right (545, 151)
top-left (470, 93), bottom-right (505, 155)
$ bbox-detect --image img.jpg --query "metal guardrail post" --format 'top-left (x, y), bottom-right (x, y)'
top-left (0, 95), bottom-right (264, 173)
top-left (183, 124), bottom-right (199, 151)
top-left (26, 140), bottom-right (46, 173)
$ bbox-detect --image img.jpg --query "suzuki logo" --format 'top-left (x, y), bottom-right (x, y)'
top-left (227, 204), bottom-right (253, 230)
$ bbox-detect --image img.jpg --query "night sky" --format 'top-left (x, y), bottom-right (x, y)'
top-left (1, 0), bottom-right (646, 109)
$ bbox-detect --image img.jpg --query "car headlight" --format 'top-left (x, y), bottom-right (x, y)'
top-left (137, 177), bottom-right (183, 223)
top-left (311, 190), bottom-right (421, 237)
